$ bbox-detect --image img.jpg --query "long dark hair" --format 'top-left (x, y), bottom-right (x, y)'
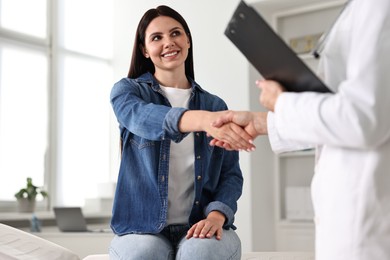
top-left (128, 5), bottom-right (195, 80)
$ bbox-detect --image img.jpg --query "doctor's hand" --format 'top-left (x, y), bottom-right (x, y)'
top-left (180, 110), bottom-right (255, 151)
top-left (204, 119), bottom-right (255, 151)
top-left (208, 111), bottom-right (268, 151)
top-left (186, 211), bottom-right (225, 240)
top-left (257, 80), bottom-right (285, 112)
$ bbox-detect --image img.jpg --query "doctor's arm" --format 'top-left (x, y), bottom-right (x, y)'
top-left (267, 1), bottom-right (390, 149)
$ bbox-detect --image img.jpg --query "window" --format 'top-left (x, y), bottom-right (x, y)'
top-left (0, 43), bottom-right (48, 201)
top-left (0, 0), bottom-right (49, 204)
top-left (1, 0), bottom-right (47, 38)
top-left (0, 0), bottom-right (114, 209)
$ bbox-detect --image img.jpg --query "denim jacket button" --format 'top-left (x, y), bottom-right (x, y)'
top-left (195, 201), bottom-right (199, 205)
top-left (197, 175), bottom-right (202, 181)
top-left (196, 155), bottom-right (201, 159)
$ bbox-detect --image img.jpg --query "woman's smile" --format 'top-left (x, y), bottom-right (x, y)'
top-left (162, 50), bottom-right (179, 58)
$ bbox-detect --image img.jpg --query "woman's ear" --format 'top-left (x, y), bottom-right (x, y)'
top-left (141, 45), bottom-right (149, 58)
top-left (187, 34), bottom-right (191, 48)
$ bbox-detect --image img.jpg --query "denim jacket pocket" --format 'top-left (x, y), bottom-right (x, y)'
top-left (129, 135), bottom-right (155, 150)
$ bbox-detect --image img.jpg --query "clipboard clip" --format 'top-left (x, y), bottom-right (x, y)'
top-left (229, 11), bottom-right (246, 35)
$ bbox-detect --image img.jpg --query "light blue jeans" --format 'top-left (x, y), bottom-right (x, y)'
top-left (109, 225), bottom-right (241, 260)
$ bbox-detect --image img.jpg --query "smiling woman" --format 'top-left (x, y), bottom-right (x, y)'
top-left (108, 5), bottom-right (248, 260)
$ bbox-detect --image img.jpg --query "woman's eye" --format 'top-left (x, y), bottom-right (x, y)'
top-left (171, 31), bottom-right (181, 37)
top-left (152, 35), bottom-right (161, 41)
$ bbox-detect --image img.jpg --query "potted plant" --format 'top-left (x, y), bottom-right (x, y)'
top-left (15, 177), bottom-right (49, 213)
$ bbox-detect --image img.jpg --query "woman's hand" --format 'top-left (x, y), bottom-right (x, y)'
top-left (179, 110), bottom-right (255, 151)
top-left (211, 111), bottom-right (267, 137)
top-left (186, 211), bottom-right (225, 240)
top-left (204, 120), bottom-right (256, 151)
top-left (208, 111), bottom-right (268, 150)
top-left (257, 80), bottom-right (285, 112)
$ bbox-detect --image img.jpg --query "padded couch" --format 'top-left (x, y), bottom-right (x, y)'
top-left (0, 223), bottom-right (79, 260)
top-left (0, 223), bottom-right (314, 260)
top-left (84, 252), bottom-right (315, 260)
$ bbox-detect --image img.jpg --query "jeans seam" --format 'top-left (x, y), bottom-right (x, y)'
top-left (109, 246), bottom-right (121, 260)
top-left (227, 245), bottom-right (240, 260)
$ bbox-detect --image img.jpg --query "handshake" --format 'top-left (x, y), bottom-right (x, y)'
top-left (180, 79), bottom-right (283, 152)
top-left (205, 110), bottom-right (268, 152)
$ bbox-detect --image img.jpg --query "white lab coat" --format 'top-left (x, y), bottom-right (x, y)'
top-left (267, 0), bottom-right (390, 259)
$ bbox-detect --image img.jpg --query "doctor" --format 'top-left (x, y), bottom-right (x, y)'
top-left (212, 0), bottom-right (390, 259)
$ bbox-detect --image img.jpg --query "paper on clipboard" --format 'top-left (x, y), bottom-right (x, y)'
top-left (224, 0), bottom-right (331, 93)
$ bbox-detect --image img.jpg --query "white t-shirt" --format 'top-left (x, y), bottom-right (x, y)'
top-left (160, 85), bottom-right (195, 225)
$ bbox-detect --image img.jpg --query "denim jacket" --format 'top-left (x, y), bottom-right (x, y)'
top-left (110, 72), bottom-right (243, 235)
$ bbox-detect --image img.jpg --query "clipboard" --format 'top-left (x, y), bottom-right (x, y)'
top-left (225, 0), bottom-right (331, 93)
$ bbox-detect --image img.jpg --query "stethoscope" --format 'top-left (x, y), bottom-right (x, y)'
top-left (312, 0), bottom-right (353, 59)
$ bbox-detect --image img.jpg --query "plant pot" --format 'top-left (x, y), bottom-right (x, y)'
top-left (17, 198), bottom-right (36, 213)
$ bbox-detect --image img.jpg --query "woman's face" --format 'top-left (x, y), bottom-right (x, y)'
top-left (143, 16), bottom-right (190, 74)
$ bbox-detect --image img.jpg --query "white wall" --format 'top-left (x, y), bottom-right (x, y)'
top-left (111, 0), bottom-right (339, 253)
top-left (112, 0), bottom-right (257, 252)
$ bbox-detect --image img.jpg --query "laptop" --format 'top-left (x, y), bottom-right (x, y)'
top-left (225, 0), bottom-right (331, 93)
top-left (53, 207), bottom-right (110, 232)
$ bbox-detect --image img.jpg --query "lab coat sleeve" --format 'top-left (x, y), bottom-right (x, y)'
top-left (267, 112), bottom-right (314, 154)
top-left (272, 0), bottom-right (390, 149)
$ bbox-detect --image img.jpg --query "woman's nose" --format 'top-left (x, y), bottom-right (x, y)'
top-left (164, 39), bottom-right (175, 48)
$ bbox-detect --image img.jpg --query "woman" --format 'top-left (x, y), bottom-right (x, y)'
top-left (109, 5), bottom-right (245, 260)
top-left (213, 0), bottom-right (390, 259)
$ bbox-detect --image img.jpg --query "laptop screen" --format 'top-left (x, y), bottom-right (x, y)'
top-left (53, 207), bottom-right (88, 232)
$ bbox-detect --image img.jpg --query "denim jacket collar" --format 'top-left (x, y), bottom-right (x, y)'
top-left (135, 72), bottom-right (206, 94)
